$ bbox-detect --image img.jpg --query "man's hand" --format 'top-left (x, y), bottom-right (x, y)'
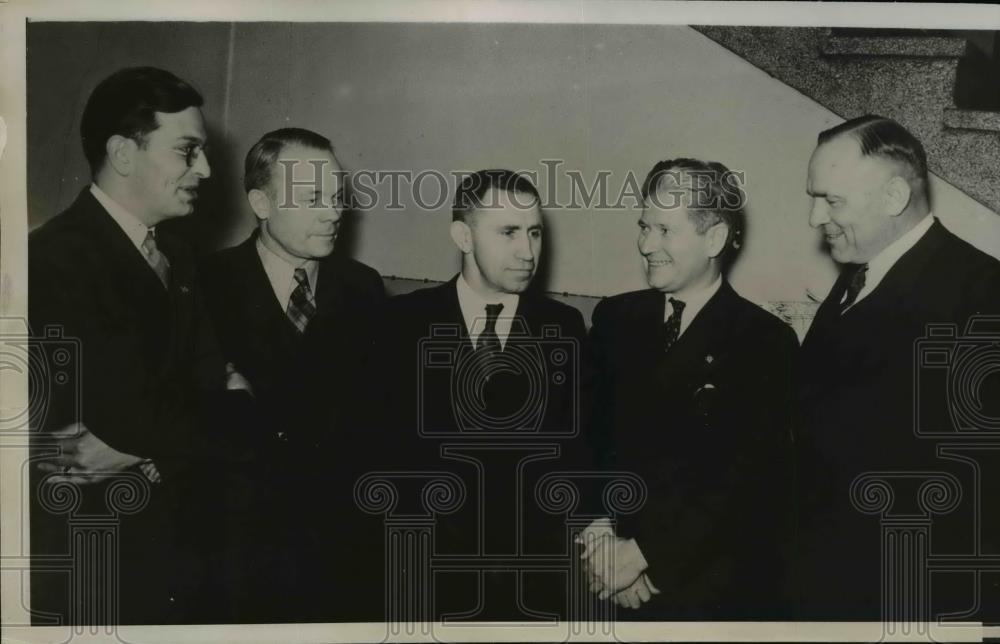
top-left (575, 516), bottom-right (617, 591)
top-left (581, 535), bottom-right (649, 600)
top-left (574, 516), bottom-right (615, 546)
top-left (225, 362), bottom-right (253, 394)
top-left (36, 422), bottom-right (145, 485)
top-left (612, 573), bottom-right (660, 609)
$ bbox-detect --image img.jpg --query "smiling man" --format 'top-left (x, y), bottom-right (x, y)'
top-left (795, 115), bottom-right (1000, 620)
top-left (199, 128), bottom-right (385, 621)
top-left (28, 67), bottom-right (254, 624)
top-left (585, 158), bottom-right (798, 619)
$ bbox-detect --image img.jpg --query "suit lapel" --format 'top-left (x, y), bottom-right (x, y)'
top-left (509, 289), bottom-right (542, 340)
top-left (79, 191), bottom-right (172, 304)
top-left (234, 233), bottom-right (299, 344)
top-left (807, 221), bottom-right (948, 346)
top-left (313, 254), bottom-right (346, 332)
top-left (841, 219), bottom-right (946, 320)
top-left (657, 282), bottom-right (739, 392)
top-left (77, 191), bottom-right (175, 367)
top-left (441, 275), bottom-right (473, 343)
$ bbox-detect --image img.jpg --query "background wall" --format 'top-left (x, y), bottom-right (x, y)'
top-left (28, 22), bottom-right (1000, 311)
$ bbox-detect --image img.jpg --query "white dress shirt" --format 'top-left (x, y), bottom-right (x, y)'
top-left (256, 236), bottom-right (320, 311)
top-left (842, 213), bottom-right (934, 310)
top-left (90, 184), bottom-right (153, 252)
top-left (456, 273), bottom-right (520, 350)
top-left (664, 275), bottom-right (723, 338)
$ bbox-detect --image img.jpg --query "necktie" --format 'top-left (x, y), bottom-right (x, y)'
top-left (141, 230), bottom-right (170, 288)
top-left (663, 297), bottom-right (686, 352)
top-left (286, 267), bottom-right (316, 334)
top-left (478, 303), bottom-right (504, 352)
top-left (477, 303), bottom-right (505, 419)
top-left (840, 263), bottom-right (869, 312)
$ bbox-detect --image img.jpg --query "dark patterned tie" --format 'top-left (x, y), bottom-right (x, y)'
top-left (141, 230), bottom-right (170, 288)
top-left (478, 303), bottom-right (504, 353)
top-left (663, 297), bottom-right (686, 352)
top-left (286, 267), bottom-right (316, 334)
top-left (840, 263), bottom-right (869, 312)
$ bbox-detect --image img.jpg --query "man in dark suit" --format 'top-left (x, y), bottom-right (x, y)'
top-left (28, 67), bottom-right (253, 624)
top-left (584, 158), bottom-right (798, 619)
top-left (370, 169), bottom-right (591, 621)
top-left (200, 128), bottom-right (385, 621)
top-left (796, 115), bottom-right (1000, 620)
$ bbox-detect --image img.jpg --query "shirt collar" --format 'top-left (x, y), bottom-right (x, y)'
top-left (256, 234), bottom-right (320, 311)
top-left (90, 183), bottom-right (151, 252)
top-left (663, 275), bottom-right (723, 335)
top-left (865, 213), bottom-right (935, 284)
top-left (456, 272), bottom-right (520, 349)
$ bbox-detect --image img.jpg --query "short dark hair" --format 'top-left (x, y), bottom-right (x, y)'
top-left (244, 127), bottom-right (335, 194)
top-left (818, 114), bottom-right (929, 200)
top-left (641, 157), bottom-right (746, 261)
top-left (81, 67), bottom-right (204, 175)
top-left (452, 169), bottom-right (541, 222)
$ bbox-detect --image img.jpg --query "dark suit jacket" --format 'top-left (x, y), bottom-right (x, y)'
top-left (590, 280), bottom-right (798, 620)
top-left (199, 232), bottom-right (385, 622)
top-left (28, 188), bottom-right (253, 623)
top-left (367, 276), bottom-right (593, 620)
top-left (200, 232), bottom-right (385, 450)
top-left (796, 219), bottom-right (1000, 620)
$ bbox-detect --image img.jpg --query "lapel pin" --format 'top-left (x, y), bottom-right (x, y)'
top-left (705, 354), bottom-right (714, 364)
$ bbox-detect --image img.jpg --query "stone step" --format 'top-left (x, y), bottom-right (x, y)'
top-left (823, 35), bottom-right (969, 58)
top-left (692, 26), bottom-right (1000, 213)
top-left (944, 108), bottom-right (1000, 132)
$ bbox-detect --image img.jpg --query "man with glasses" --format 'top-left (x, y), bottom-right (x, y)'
top-left (29, 67), bottom-right (252, 623)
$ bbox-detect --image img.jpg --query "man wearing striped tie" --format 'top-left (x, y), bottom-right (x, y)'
top-left (200, 128), bottom-right (385, 621)
top-left (28, 67), bottom-right (255, 623)
top-left (585, 158), bottom-right (798, 619)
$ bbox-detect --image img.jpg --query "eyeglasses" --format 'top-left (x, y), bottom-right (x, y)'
top-left (175, 143), bottom-right (208, 168)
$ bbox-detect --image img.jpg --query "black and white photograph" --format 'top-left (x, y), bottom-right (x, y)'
top-left (2, 1), bottom-right (1000, 642)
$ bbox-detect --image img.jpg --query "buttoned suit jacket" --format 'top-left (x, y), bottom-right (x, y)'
top-left (367, 275), bottom-right (593, 620)
top-left (590, 280), bottom-right (798, 619)
top-left (28, 188), bottom-right (253, 623)
top-left (199, 231), bottom-right (385, 621)
top-left (795, 219), bottom-right (1000, 620)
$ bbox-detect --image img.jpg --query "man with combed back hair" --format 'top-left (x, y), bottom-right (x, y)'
top-left (585, 157), bottom-right (798, 618)
top-left (796, 115), bottom-right (1000, 620)
top-left (367, 169), bottom-right (592, 621)
top-left (201, 127), bottom-right (385, 621)
top-left (29, 67), bottom-right (254, 624)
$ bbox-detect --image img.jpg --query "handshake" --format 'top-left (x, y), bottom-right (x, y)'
top-left (575, 517), bottom-right (660, 610)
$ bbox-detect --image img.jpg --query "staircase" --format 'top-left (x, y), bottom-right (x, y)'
top-left (693, 27), bottom-right (1000, 214)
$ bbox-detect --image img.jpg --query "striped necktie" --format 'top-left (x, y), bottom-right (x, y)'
top-left (286, 267), bottom-right (316, 334)
top-left (141, 230), bottom-right (170, 288)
